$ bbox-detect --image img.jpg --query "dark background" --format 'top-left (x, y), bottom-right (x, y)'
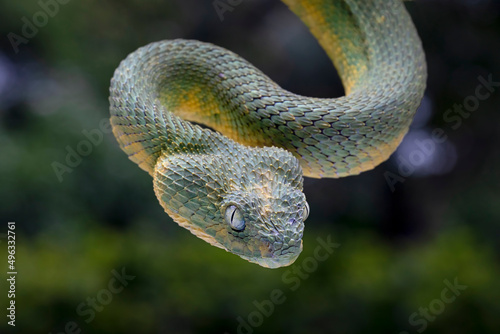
top-left (0, 0), bottom-right (499, 333)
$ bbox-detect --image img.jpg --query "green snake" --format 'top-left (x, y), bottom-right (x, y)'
top-left (109, 0), bottom-right (426, 268)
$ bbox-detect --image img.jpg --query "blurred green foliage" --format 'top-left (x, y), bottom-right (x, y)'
top-left (0, 0), bottom-right (499, 333)
top-left (2, 224), bottom-right (500, 333)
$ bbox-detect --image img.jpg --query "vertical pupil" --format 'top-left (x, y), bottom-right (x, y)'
top-left (231, 207), bottom-right (237, 222)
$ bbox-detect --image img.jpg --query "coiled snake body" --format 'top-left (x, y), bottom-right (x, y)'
top-left (109, 0), bottom-right (426, 268)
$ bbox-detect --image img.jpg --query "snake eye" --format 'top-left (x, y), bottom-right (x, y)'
top-left (303, 202), bottom-right (310, 221)
top-left (225, 205), bottom-right (245, 231)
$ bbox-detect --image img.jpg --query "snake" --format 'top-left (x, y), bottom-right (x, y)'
top-left (109, 0), bottom-right (426, 268)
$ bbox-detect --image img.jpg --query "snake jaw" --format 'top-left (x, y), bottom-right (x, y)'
top-left (241, 240), bottom-right (303, 269)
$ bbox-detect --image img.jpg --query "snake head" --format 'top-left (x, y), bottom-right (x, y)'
top-left (216, 147), bottom-right (308, 268)
top-left (154, 145), bottom-right (308, 269)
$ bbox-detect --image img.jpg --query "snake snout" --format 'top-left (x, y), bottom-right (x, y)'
top-left (247, 240), bottom-right (303, 269)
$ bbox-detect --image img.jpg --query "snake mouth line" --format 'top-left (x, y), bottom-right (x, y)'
top-left (245, 251), bottom-right (301, 269)
top-left (241, 240), bottom-right (303, 269)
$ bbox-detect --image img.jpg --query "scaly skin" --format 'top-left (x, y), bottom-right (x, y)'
top-left (109, 0), bottom-right (426, 268)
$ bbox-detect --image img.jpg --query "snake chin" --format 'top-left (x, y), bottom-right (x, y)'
top-left (241, 240), bottom-right (303, 269)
